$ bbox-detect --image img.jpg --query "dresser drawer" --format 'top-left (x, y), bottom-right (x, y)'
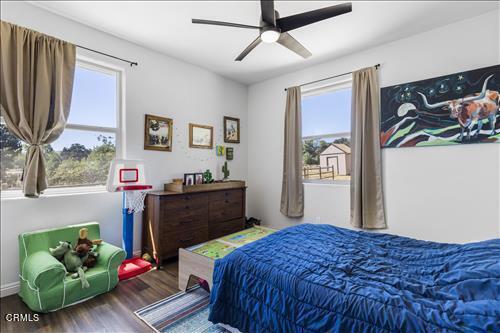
top-left (209, 204), bottom-right (243, 223)
top-left (161, 194), bottom-right (208, 231)
top-left (162, 205), bottom-right (207, 231)
top-left (209, 190), bottom-right (244, 222)
top-left (209, 218), bottom-right (245, 239)
top-left (161, 226), bottom-right (208, 256)
top-left (209, 189), bottom-right (243, 203)
top-left (162, 193), bottom-right (207, 211)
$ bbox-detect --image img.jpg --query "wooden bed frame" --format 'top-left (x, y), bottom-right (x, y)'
top-left (178, 226), bottom-right (276, 291)
top-left (178, 247), bottom-right (215, 290)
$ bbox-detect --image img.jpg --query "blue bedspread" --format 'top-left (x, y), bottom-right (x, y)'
top-left (208, 224), bottom-right (500, 333)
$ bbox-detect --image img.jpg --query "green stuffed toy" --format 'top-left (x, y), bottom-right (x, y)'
top-left (49, 241), bottom-right (90, 289)
top-left (49, 241), bottom-right (71, 261)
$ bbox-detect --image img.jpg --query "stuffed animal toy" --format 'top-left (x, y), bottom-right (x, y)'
top-left (77, 228), bottom-right (102, 247)
top-left (64, 245), bottom-right (90, 289)
top-left (76, 228), bottom-right (101, 268)
top-left (50, 241), bottom-right (90, 289)
top-left (49, 241), bottom-right (71, 261)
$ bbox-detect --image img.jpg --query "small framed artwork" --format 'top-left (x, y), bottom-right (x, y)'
top-left (189, 123), bottom-right (213, 149)
top-left (226, 147), bottom-right (234, 160)
top-left (144, 114), bottom-right (173, 151)
top-left (184, 173), bottom-right (195, 186)
top-left (194, 173), bottom-right (204, 184)
top-left (224, 116), bottom-right (240, 143)
top-left (216, 145), bottom-right (225, 156)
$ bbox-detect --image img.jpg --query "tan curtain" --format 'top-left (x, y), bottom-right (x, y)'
top-left (0, 21), bottom-right (76, 197)
top-left (350, 67), bottom-right (386, 229)
top-left (280, 86), bottom-right (304, 217)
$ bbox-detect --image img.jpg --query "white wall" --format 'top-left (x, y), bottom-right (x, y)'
top-left (0, 1), bottom-right (248, 295)
top-left (247, 10), bottom-right (500, 243)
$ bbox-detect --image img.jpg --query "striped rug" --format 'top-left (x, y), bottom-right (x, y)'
top-left (134, 286), bottom-right (237, 333)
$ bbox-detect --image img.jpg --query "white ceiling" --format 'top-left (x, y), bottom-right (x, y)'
top-left (32, 1), bottom-right (498, 85)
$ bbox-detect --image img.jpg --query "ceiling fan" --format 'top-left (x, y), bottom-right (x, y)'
top-left (192, 1), bottom-right (352, 61)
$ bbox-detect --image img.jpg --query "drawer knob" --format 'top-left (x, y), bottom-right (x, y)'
top-left (185, 205), bottom-right (189, 209)
top-left (224, 199), bottom-right (229, 203)
top-left (180, 237), bottom-right (194, 243)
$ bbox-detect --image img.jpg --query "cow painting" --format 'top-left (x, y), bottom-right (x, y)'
top-left (380, 65), bottom-right (500, 148)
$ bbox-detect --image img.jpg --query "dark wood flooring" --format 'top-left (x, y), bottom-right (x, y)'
top-left (1, 259), bottom-right (187, 333)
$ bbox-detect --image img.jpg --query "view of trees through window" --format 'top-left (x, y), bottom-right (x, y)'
top-left (1, 61), bottom-right (119, 192)
top-left (302, 86), bottom-right (351, 181)
top-left (1, 126), bottom-right (115, 190)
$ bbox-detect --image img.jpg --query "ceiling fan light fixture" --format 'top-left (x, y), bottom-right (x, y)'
top-left (260, 29), bottom-right (280, 43)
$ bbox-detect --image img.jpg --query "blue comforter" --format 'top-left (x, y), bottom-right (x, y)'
top-left (209, 224), bottom-right (500, 333)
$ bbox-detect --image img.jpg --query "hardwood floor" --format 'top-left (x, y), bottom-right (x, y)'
top-left (1, 259), bottom-right (186, 333)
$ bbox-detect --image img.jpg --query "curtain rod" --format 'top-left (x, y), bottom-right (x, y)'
top-left (76, 44), bottom-right (138, 67)
top-left (284, 64), bottom-right (380, 91)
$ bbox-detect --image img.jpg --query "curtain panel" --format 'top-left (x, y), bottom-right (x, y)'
top-left (350, 67), bottom-right (387, 229)
top-left (0, 21), bottom-right (76, 197)
top-left (280, 86), bottom-right (304, 218)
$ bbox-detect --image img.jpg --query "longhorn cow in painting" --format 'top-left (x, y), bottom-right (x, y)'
top-left (417, 75), bottom-right (499, 141)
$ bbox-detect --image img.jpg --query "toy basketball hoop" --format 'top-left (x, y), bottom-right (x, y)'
top-left (107, 160), bottom-right (152, 279)
top-left (107, 159), bottom-right (152, 214)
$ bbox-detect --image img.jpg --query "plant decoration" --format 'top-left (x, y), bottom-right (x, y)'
top-left (203, 169), bottom-right (214, 183)
top-left (222, 161), bottom-right (230, 181)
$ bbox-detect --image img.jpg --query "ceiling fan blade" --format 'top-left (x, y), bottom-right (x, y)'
top-left (235, 36), bottom-right (262, 61)
top-left (192, 19), bottom-right (261, 29)
top-left (277, 33), bottom-right (312, 59)
top-left (260, 0), bottom-right (275, 26)
top-left (276, 2), bottom-right (352, 32)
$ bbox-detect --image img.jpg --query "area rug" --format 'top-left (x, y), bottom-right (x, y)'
top-left (134, 286), bottom-right (238, 333)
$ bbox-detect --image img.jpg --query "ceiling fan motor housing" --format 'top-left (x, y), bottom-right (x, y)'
top-left (260, 9), bottom-right (280, 27)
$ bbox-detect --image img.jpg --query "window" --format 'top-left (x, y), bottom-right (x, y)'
top-left (301, 79), bottom-right (352, 183)
top-left (1, 59), bottom-right (122, 195)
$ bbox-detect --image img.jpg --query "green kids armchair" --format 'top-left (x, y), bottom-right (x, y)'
top-left (19, 222), bottom-right (125, 312)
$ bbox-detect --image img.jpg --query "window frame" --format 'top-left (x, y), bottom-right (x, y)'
top-left (1, 56), bottom-right (125, 199)
top-left (301, 77), bottom-right (352, 186)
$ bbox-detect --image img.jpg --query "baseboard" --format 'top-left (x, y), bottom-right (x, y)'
top-left (1, 281), bottom-right (20, 298)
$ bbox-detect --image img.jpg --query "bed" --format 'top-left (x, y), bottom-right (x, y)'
top-left (208, 224), bottom-right (500, 333)
top-left (178, 226), bottom-right (276, 290)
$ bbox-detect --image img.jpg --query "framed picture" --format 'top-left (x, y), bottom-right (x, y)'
top-left (144, 114), bottom-right (173, 151)
top-left (189, 123), bottom-right (213, 149)
top-left (380, 64), bottom-right (499, 147)
top-left (226, 147), bottom-right (234, 160)
top-left (216, 145), bottom-right (225, 156)
top-left (194, 173), bottom-right (204, 184)
top-left (224, 116), bottom-right (240, 143)
top-left (184, 173), bottom-right (195, 186)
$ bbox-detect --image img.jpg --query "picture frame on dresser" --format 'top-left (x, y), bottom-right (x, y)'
top-left (184, 173), bottom-right (195, 186)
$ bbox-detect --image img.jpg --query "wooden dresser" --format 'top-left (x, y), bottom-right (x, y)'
top-left (142, 185), bottom-right (246, 265)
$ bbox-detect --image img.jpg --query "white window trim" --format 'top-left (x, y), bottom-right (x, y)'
top-left (301, 77), bottom-right (352, 185)
top-left (1, 56), bottom-right (125, 199)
